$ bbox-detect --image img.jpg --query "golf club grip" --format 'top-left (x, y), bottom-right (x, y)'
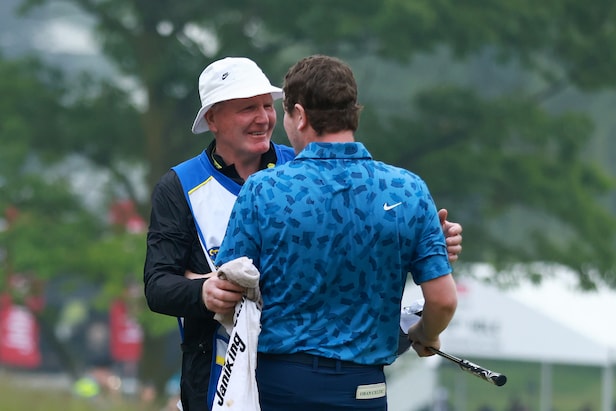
top-left (429, 347), bottom-right (507, 387)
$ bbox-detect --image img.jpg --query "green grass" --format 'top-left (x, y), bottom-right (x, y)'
top-left (438, 359), bottom-right (611, 411)
top-left (0, 374), bottom-right (149, 411)
top-left (2, 361), bottom-right (613, 411)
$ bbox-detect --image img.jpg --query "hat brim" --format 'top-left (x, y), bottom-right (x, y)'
top-left (191, 87), bottom-right (283, 134)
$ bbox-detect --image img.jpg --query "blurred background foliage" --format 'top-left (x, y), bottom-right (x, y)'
top-left (1, 0), bottom-right (615, 394)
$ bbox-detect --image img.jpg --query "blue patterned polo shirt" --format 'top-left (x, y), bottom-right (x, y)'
top-left (215, 142), bottom-right (451, 365)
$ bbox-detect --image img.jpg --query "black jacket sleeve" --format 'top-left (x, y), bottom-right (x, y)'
top-left (143, 170), bottom-right (213, 319)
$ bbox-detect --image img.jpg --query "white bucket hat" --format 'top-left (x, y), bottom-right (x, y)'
top-left (191, 57), bottom-right (283, 134)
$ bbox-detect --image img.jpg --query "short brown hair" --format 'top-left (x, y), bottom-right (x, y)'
top-left (283, 55), bottom-right (362, 135)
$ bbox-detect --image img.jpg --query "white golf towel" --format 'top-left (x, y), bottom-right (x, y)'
top-left (212, 257), bottom-right (262, 411)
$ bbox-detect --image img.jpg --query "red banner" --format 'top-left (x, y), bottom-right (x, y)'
top-left (109, 300), bottom-right (143, 362)
top-left (0, 300), bottom-right (42, 368)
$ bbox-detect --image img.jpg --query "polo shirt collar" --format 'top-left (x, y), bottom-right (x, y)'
top-left (206, 140), bottom-right (278, 184)
top-left (295, 142), bottom-right (372, 160)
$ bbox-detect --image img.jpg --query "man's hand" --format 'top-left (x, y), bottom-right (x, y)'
top-left (186, 270), bottom-right (245, 314)
top-left (201, 275), bottom-right (245, 314)
top-left (407, 320), bottom-right (441, 358)
top-left (438, 209), bottom-right (463, 263)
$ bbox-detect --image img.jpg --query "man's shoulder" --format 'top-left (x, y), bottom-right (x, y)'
top-left (272, 143), bottom-right (295, 163)
top-left (152, 170), bottom-right (184, 201)
top-left (156, 168), bottom-right (181, 188)
top-left (376, 161), bottom-right (423, 181)
top-left (246, 144), bottom-right (295, 182)
top-left (173, 151), bottom-right (207, 173)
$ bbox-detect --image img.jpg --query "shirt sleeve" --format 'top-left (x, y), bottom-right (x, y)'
top-left (143, 170), bottom-right (211, 319)
top-left (408, 179), bottom-right (452, 284)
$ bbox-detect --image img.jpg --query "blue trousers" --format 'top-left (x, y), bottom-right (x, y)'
top-left (257, 353), bottom-right (388, 411)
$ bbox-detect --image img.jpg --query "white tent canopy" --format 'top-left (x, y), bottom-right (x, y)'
top-left (391, 272), bottom-right (615, 411)
top-left (407, 276), bottom-right (614, 366)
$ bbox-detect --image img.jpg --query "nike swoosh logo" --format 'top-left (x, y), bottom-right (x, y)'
top-left (383, 202), bottom-right (402, 211)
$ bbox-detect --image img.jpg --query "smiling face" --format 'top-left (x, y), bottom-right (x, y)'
top-left (205, 93), bottom-right (277, 162)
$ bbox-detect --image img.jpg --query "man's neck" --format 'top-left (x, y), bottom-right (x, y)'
top-left (310, 130), bottom-right (355, 145)
top-left (213, 146), bottom-right (261, 181)
top-left (322, 130), bottom-right (355, 143)
top-left (233, 161), bottom-right (260, 181)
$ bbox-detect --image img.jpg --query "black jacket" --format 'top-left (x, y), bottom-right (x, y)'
top-left (144, 142), bottom-right (280, 410)
top-left (144, 169), bottom-right (217, 410)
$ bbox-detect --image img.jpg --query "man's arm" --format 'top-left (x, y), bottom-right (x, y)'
top-left (143, 171), bottom-right (210, 318)
top-left (407, 273), bottom-right (458, 356)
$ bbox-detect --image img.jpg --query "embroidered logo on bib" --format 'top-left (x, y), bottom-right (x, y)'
top-left (356, 382), bottom-right (386, 400)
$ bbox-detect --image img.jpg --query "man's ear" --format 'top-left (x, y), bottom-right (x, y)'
top-left (295, 104), bottom-right (308, 130)
top-left (205, 109), bottom-right (217, 133)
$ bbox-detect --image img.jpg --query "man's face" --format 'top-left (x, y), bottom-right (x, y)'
top-left (206, 94), bottom-right (277, 158)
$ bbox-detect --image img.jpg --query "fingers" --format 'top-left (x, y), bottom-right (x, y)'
top-left (444, 220), bottom-right (462, 237)
top-left (438, 209), bottom-right (448, 226)
top-left (411, 341), bottom-right (438, 357)
top-left (409, 332), bottom-right (441, 358)
top-left (438, 209), bottom-right (463, 241)
top-left (447, 249), bottom-right (462, 263)
top-left (408, 320), bottom-right (442, 357)
top-left (446, 234), bottom-right (463, 263)
top-left (201, 276), bottom-right (245, 313)
top-left (442, 219), bottom-right (463, 263)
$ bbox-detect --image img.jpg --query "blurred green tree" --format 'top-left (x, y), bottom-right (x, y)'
top-left (0, 54), bottom-right (151, 377)
top-left (4, 0), bottom-right (615, 393)
top-left (14, 0), bottom-right (616, 286)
